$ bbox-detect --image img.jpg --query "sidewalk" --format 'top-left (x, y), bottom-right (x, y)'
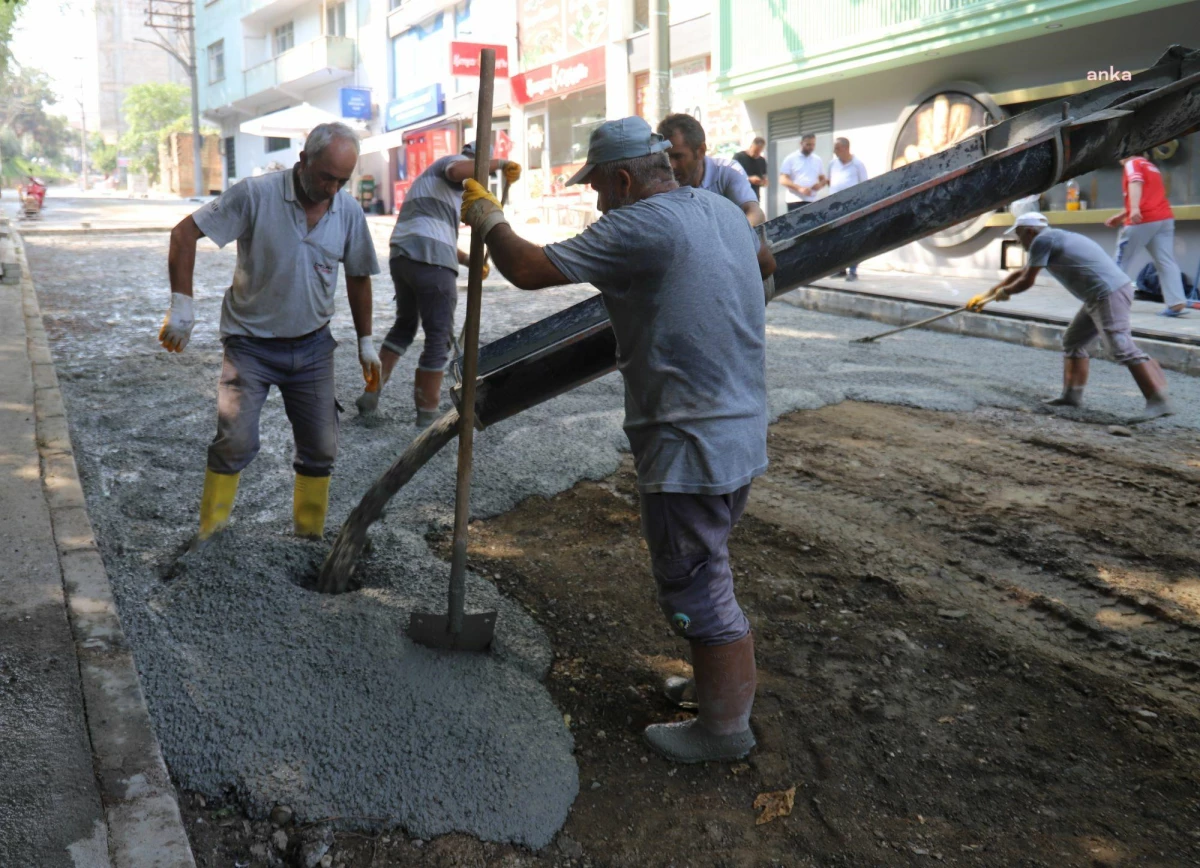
top-left (0, 217), bottom-right (194, 867)
top-left (806, 269), bottom-right (1200, 344)
top-left (780, 269), bottom-right (1200, 375)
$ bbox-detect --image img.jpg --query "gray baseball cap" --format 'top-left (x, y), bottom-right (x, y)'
top-left (565, 116), bottom-right (672, 186)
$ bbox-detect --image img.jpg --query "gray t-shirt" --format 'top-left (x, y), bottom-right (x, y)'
top-left (389, 154), bottom-right (470, 272)
top-left (544, 187), bottom-right (768, 496)
top-left (192, 168), bottom-right (380, 339)
top-left (699, 156), bottom-right (758, 208)
top-left (1027, 228), bottom-right (1130, 304)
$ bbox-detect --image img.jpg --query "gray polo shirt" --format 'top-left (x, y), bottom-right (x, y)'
top-left (1027, 227), bottom-right (1130, 304)
top-left (544, 187), bottom-right (768, 496)
top-left (698, 156), bottom-right (758, 208)
top-left (389, 154), bottom-right (471, 272)
top-left (192, 168), bottom-right (380, 339)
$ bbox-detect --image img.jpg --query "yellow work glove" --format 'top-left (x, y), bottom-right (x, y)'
top-left (158, 292), bottom-right (195, 352)
top-left (481, 258), bottom-right (490, 280)
top-left (501, 161), bottom-right (522, 185)
top-left (967, 288), bottom-right (1007, 312)
top-left (461, 178), bottom-right (508, 241)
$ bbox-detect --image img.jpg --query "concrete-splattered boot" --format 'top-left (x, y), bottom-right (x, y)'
top-left (644, 633), bottom-right (756, 763)
top-left (356, 347), bottom-right (402, 415)
top-left (1129, 359), bottom-right (1173, 420)
top-left (1043, 357), bottom-right (1088, 407)
top-left (189, 469), bottom-right (240, 552)
top-left (414, 369), bottom-right (444, 428)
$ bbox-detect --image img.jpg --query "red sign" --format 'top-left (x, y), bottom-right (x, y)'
top-left (511, 46), bottom-right (605, 105)
top-left (450, 42), bottom-right (510, 78)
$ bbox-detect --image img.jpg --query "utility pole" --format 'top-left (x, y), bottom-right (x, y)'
top-left (75, 56), bottom-right (89, 190)
top-left (647, 0), bottom-right (670, 125)
top-left (140, 0), bottom-right (203, 197)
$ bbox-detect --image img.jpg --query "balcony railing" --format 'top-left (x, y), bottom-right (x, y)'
top-left (244, 35), bottom-right (355, 97)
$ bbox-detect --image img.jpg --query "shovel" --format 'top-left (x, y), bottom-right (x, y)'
top-left (407, 49), bottom-right (499, 652)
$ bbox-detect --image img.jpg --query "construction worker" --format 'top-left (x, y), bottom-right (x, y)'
top-left (968, 212), bottom-right (1171, 419)
top-left (355, 143), bottom-right (521, 424)
top-left (159, 122), bottom-right (381, 548)
top-left (460, 116), bottom-right (776, 764)
top-left (827, 137), bottom-right (869, 281)
top-left (658, 113), bottom-right (766, 226)
top-left (1107, 153), bottom-right (1189, 317)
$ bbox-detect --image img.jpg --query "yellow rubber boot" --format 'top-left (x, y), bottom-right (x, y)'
top-left (293, 473), bottom-right (331, 539)
top-left (196, 469), bottom-right (240, 543)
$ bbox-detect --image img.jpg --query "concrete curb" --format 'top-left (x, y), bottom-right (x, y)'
top-left (12, 228), bottom-right (196, 868)
top-left (780, 284), bottom-right (1200, 377)
top-left (16, 225), bottom-right (174, 236)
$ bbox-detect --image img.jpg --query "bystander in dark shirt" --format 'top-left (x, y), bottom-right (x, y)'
top-left (732, 150), bottom-right (768, 202)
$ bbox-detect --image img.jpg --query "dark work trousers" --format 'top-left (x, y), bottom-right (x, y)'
top-left (207, 326), bottom-right (340, 478)
top-left (640, 483), bottom-right (753, 646)
top-left (786, 201), bottom-right (809, 212)
top-left (382, 254), bottom-right (459, 372)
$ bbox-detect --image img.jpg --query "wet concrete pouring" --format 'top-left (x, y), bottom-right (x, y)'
top-left (26, 232), bottom-right (1200, 867)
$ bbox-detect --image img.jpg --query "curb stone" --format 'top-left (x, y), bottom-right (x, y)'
top-left (780, 285), bottom-right (1200, 375)
top-left (14, 227), bottom-right (196, 868)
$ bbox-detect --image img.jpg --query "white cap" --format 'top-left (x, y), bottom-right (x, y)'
top-left (1004, 211), bottom-right (1049, 236)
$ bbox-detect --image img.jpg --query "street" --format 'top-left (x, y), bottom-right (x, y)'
top-left (21, 226), bottom-right (1200, 866)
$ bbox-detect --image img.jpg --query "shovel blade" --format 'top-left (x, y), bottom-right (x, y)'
top-left (407, 611), bottom-right (497, 652)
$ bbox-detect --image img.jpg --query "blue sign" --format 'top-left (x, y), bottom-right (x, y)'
top-left (340, 87), bottom-right (372, 120)
top-left (384, 84), bottom-right (444, 132)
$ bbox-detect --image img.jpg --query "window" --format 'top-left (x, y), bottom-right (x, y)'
top-left (273, 21), bottom-right (294, 56)
top-left (224, 136), bottom-right (236, 180)
top-left (265, 137), bottom-right (291, 152)
top-left (207, 40), bottom-right (225, 83)
top-left (326, 1), bottom-right (347, 37)
top-left (389, 0), bottom-right (405, 9)
top-left (392, 14), bottom-right (445, 99)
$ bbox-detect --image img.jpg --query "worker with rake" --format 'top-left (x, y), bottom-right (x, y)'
top-left (459, 116), bottom-right (776, 763)
top-left (968, 211), bottom-right (1172, 419)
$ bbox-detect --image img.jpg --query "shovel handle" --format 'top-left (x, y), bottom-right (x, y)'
top-left (853, 305), bottom-right (969, 343)
top-left (446, 50), bottom-right (497, 635)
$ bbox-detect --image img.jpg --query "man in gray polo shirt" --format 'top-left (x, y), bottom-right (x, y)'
top-left (968, 212), bottom-right (1171, 418)
top-left (657, 113), bottom-right (766, 226)
top-left (460, 116), bottom-right (776, 765)
top-left (356, 143), bottom-right (520, 425)
top-left (159, 122), bottom-right (381, 548)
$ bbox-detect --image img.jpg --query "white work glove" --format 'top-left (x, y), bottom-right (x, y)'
top-left (358, 335), bottom-right (381, 392)
top-left (158, 292), bottom-right (195, 353)
top-left (461, 179), bottom-right (508, 241)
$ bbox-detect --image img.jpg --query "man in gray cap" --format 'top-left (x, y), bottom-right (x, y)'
top-left (968, 212), bottom-right (1172, 418)
top-left (460, 116), bottom-right (776, 765)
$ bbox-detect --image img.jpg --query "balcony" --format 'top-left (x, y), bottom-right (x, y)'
top-left (241, 35), bottom-right (356, 106)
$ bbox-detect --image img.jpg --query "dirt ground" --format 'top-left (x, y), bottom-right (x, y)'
top-left (181, 400), bottom-right (1200, 868)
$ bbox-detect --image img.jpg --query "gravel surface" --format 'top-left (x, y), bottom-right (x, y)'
top-left (24, 230), bottom-right (1200, 850)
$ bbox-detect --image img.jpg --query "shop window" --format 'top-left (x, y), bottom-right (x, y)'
top-left (392, 13), bottom-right (445, 99)
top-left (207, 40), bottom-right (224, 83)
top-left (273, 21), bottom-right (294, 56)
top-left (548, 88), bottom-right (607, 171)
top-left (265, 137), bottom-right (291, 153)
top-left (326, 1), bottom-right (347, 37)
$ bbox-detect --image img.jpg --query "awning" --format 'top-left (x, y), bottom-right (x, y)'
top-left (358, 114), bottom-right (461, 157)
top-left (239, 103), bottom-right (367, 140)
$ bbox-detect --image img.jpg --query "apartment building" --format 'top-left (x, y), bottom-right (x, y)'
top-left (715, 0), bottom-right (1200, 278)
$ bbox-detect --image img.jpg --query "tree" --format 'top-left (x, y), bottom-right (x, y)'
top-left (89, 132), bottom-right (118, 175)
top-left (0, 0), bottom-right (29, 77)
top-left (119, 81), bottom-right (190, 179)
top-left (0, 62), bottom-right (72, 184)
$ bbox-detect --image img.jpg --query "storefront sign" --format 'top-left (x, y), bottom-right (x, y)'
top-left (385, 84), bottom-right (444, 132)
top-left (511, 46), bottom-right (605, 105)
top-left (340, 87), bottom-right (373, 120)
top-left (517, 0), bottom-right (608, 69)
top-left (450, 42), bottom-right (510, 77)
